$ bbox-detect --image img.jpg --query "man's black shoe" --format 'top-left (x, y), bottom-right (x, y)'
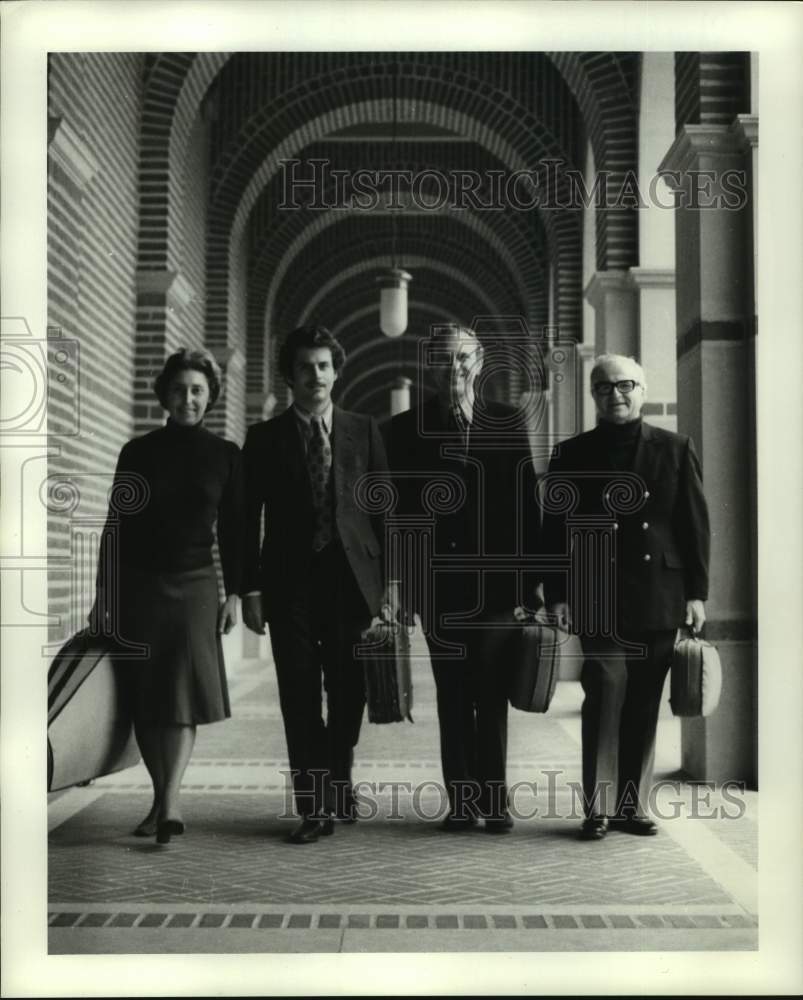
top-left (484, 813), bottom-right (514, 834)
top-left (287, 816), bottom-right (335, 844)
top-left (441, 813), bottom-right (479, 832)
top-left (580, 816), bottom-right (609, 840)
top-left (610, 815), bottom-right (658, 836)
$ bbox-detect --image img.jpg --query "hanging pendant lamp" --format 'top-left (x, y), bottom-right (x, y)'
top-left (378, 60), bottom-right (411, 339)
top-left (377, 266), bottom-right (412, 338)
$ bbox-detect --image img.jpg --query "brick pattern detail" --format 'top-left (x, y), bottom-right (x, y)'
top-left (246, 143), bottom-right (554, 403)
top-left (47, 909), bottom-right (757, 931)
top-left (675, 53), bottom-right (750, 132)
top-left (136, 58), bottom-right (204, 436)
top-left (123, 53), bottom-right (642, 424)
top-left (48, 659), bottom-right (757, 937)
top-left (176, 114), bottom-right (208, 349)
top-left (199, 53), bottom-right (587, 407)
top-left (47, 53), bottom-right (144, 642)
top-left (137, 53), bottom-right (226, 273)
top-left (548, 52), bottom-right (640, 273)
top-left (136, 52), bottom-right (246, 444)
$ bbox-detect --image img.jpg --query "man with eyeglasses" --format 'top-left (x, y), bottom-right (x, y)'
top-left (542, 354), bottom-right (710, 840)
top-left (384, 326), bottom-right (539, 834)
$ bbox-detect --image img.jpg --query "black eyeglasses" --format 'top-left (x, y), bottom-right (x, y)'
top-left (592, 380), bottom-right (640, 396)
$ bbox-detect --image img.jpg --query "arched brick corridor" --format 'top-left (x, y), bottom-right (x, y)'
top-left (45, 45), bottom-right (758, 799)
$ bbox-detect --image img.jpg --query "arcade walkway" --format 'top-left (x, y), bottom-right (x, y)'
top-left (47, 631), bottom-right (757, 955)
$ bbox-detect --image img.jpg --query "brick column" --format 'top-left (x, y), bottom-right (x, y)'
top-left (133, 269), bottom-right (196, 433)
top-left (206, 344), bottom-right (246, 444)
top-left (659, 122), bottom-right (757, 787)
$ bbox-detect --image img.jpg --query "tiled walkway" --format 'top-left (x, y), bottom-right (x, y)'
top-left (47, 629), bottom-right (758, 954)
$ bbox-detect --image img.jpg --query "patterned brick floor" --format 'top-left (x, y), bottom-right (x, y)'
top-left (49, 789), bottom-right (736, 907)
top-left (47, 636), bottom-right (758, 953)
top-left (704, 815), bottom-right (759, 870)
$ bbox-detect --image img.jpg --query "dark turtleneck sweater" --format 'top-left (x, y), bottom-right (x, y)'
top-left (596, 416), bottom-right (642, 471)
top-left (101, 420), bottom-right (243, 594)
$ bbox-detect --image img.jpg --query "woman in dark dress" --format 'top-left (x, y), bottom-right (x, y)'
top-left (93, 348), bottom-right (242, 844)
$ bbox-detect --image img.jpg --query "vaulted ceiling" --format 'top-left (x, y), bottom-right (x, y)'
top-left (140, 51), bottom-right (641, 419)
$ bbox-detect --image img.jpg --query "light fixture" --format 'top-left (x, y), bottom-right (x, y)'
top-left (390, 375), bottom-right (412, 415)
top-left (377, 267), bottom-right (412, 338)
top-left (378, 60), bottom-right (411, 339)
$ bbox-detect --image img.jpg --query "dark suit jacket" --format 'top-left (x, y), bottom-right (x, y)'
top-left (541, 420), bottom-right (710, 633)
top-left (384, 396), bottom-right (539, 618)
top-left (241, 405), bottom-right (388, 619)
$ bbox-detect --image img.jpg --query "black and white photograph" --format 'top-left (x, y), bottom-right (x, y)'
top-left (1, 1), bottom-right (801, 996)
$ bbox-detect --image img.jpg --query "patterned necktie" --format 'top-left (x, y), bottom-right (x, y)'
top-left (452, 407), bottom-right (470, 461)
top-left (307, 415), bottom-right (333, 550)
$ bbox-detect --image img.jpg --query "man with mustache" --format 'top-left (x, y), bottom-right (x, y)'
top-left (241, 326), bottom-right (391, 844)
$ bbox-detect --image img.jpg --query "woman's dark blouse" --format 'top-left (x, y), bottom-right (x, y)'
top-left (104, 421), bottom-right (243, 594)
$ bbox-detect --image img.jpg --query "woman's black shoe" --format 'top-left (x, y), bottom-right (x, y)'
top-left (156, 819), bottom-right (185, 845)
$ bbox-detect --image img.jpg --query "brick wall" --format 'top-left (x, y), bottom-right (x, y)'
top-left (226, 238), bottom-right (249, 444)
top-left (675, 53), bottom-right (750, 132)
top-left (136, 56), bottom-right (248, 447)
top-left (134, 55), bottom-right (210, 433)
top-left (171, 112), bottom-right (207, 350)
top-left (47, 53), bottom-right (144, 641)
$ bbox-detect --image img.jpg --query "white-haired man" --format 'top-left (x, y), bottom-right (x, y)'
top-left (384, 326), bottom-right (539, 833)
top-left (542, 354), bottom-right (710, 839)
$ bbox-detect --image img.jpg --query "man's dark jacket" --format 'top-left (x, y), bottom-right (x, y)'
top-left (541, 420), bottom-right (710, 633)
top-left (384, 396), bottom-right (539, 619)
top-left (240, 405), bottom-right (387, 618)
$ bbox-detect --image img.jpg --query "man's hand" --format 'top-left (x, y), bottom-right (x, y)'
top-left (379, 580), bottom-right (400, 623)
top-left (217, 595), bottom-right (239, 636)
top-left (242, 593), bottom-right (265, 635)
top-left (685, 599), bottom-right (706, 634)
top-left (380, 579), bottom-right (417, 630)
top-left (547, 601), bottom-right (572, 632)
top-left (362, 615), bottom-right (388, 639)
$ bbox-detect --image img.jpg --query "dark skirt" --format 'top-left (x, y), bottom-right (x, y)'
top-left (117, 564), bottom-right (231, 726)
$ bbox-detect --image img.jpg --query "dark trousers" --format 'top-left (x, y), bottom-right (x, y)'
top-left (579, 630), bottom-right (675, 818)
top-left (427, 626), bottom-right (510, 820)
top-left (267, 541), bottom-right (370, 817)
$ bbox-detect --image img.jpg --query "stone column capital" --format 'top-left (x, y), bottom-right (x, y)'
top-left (731, 114), bottom-right (759, 150)
top-left (583, 271), bottom-right (639, 359)
top-left (658, 124), bottom-right (746, 183)
top-left (211, 345), bottom-right (245, 376)
top-left (136, 269), bottom-right (196, 314)
top-left (48, 116), bottom-right (100, 191)
top-left (583, 270), bottom-right (635, 309)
